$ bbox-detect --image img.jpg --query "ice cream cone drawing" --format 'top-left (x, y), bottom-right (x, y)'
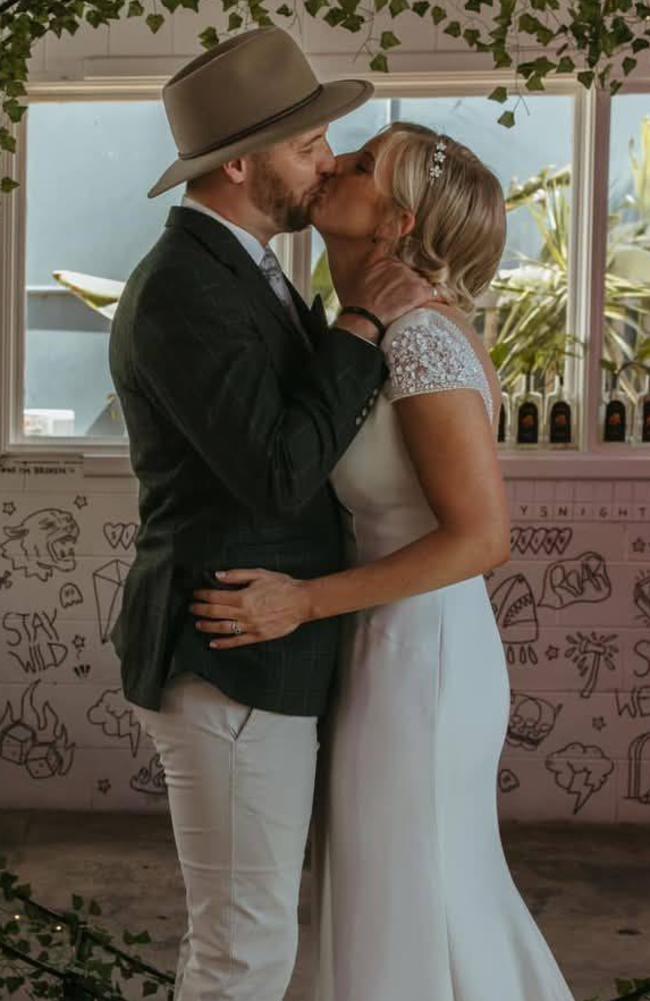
top-left (564, 632), bottom-right (618, 699)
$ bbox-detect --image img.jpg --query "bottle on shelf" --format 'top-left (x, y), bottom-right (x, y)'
top-left (514, 372), bottom-right (542, 446)
top-left (497, 391), bottom-right (510, 445)
top-left (602, 371), bottom-right (633, 443)
top-left (546, 375), bottom-right (577, 448)
top-left (635, 373), bottom-right (650, 444)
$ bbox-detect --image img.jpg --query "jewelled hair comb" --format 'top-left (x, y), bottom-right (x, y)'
top-left (428, 139), bottom-right (447, 182)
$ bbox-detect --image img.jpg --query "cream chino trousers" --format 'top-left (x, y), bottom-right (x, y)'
top-left (130, 671), bottom-right (319, 1001)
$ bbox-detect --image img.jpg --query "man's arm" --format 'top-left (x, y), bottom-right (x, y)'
top-left (132, 268), bottom-right (386, 516)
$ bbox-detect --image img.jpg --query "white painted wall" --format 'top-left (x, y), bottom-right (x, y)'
top-left (1, 9), bottom-right (650, 820)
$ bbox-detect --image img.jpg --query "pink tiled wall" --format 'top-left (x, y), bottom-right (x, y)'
top-left (1, 459), bottom-right (649, 821)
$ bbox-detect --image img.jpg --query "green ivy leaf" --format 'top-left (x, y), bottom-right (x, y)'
top-left (577, 70), bottom-right (595, 88)
top-left (463, 28), bottom-right (480, 45)
top-left (0, 130), bottom-right (16, 153)
top-left (497, 110), bottom-right (515, 128)
top-left (324, 8), bottom-right (346, 25)
top-left (5, 977), bottom-right (24, 994)
top-left (431, 4), bottom-right (446, 24)
top-left (488, 85), bottom-right (508, 103)
top-left (145, 13), bottom-right (165, 33)
top-left (525, 74), bottom-right (545, 91)
top-left (389, 0), bottom-right (409, 16)
top-left (277, 4), bottom-right (293, 15)
top-left (305, 0), bottom-right (326, 14)
top-left (198, 26), bottom-right (219, 47)
top-left (374, 0), bottom-right (389, 9)
top-left (622, 56), bottom-right (637, 75)
top-left (88, 899), bottom-right (102, 916)
top-left (443, 19), bottom-right (461, 36)
top-left (380, 30), bottom-right (401, 48)
top-left (142, 981), bottom-right (159, 997)
top-left (412, 1), bottom-right (429, 14)
top-left (555, 55), bottom-right (575, 73)
top-left (632, 37), bottom-right (650, 53)
top-left (228, 12), bottom-right (243, 29)
top-left (5, 80), bottom-right (27, 97)
top-left (3, 99), bottom-right (26, 123)
top-left (71, 894), bottom-right (84, 911)
top-left (161, 0), bottom-right (181, 11)
top-left (127, 0), bottom-right (144, 10)
top-left (370, 52), bottom-right (389, 71)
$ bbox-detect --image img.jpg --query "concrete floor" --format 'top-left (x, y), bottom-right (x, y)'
top-left (1, 812), bottom-right (648, 1001)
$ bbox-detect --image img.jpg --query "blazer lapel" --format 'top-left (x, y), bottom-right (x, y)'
top-left (165, 206), bottom-right (310, 353)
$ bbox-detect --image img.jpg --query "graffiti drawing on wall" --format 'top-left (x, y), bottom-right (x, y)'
top-left (510, 526), bottom-right (573, 557)
top-left (490, 573), bottom-right (539, 665)
top-left (2, 501), bottom-right (16, 516)
top-left (86, 689), bottom-right (142, 756)
top-left (0, 681), bottom-right (76, 778)
top-left (545, 742), bottom-right (614, 814)
top-left (539, 552), bottom-right (611, 610)
top-left (0, 509), bottom-right (80, 581)
top-left (615, 686), bottom-right (650, 719)
top-left (626, 731), bottom-right (650, 805)
top-left (564, 631), bottom-right (618, 699)
top-left (0, 570), bottom-right (12, 590)
top-left (2, 609), bottom-right (69, 675)
top-left (103, 522), bottom-right (137, 551)
top-left (60, 583), bottom-right (84, 610)
top-left (498, 768), bottom-right (520, 793)
top-left (506, 692), bottom-right (563, 751)
top-left (633, 572), bottom-right (650, 626)
top-left (131, 753), bottom-right (166, 795)
top-left (93, 559), bottom-right (130, 643)
top-left (633, 639), bottom-right (650, 678)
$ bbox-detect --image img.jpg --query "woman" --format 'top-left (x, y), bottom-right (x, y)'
top-left (190, 122), bottom-right (576, 1001)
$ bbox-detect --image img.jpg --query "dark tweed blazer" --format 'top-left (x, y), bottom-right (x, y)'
top-left (108, 205), bottom-right (386, 715)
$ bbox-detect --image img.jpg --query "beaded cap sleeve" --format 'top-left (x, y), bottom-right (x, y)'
top-left (384, 309), bottom-right (494, 421)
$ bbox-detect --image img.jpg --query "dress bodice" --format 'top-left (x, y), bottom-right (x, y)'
top-left (331, 307), bottom-right (494, 564)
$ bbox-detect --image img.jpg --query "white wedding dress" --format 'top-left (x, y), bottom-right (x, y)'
top-left (311, 308), bottom-right (575, 1001)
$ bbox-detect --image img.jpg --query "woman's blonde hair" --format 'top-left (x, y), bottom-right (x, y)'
top-left (374, 122), bottom-right (506, 314)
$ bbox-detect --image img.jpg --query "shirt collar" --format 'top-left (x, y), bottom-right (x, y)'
top-left (181, 193), bottom-right (266, 267)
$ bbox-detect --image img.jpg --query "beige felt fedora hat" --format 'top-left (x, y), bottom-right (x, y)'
top-left (148, 26), bottom-right (374, 198)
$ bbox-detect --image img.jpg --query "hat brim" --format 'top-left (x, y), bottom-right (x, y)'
top-left (147, 78), bottom-right (373, 199)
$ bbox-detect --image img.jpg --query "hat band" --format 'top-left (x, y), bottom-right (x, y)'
top-left (179, 84), bottom-right (324, 161)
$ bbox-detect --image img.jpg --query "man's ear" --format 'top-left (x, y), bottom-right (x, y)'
top-left (222, 157), bottom-right (247, 184)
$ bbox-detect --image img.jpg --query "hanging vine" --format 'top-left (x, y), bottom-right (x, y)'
top-left (1, 0), bottom-right (650, 193)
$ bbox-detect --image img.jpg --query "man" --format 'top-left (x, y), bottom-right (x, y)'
top-left (109, 26), bottom-right (429, 1001)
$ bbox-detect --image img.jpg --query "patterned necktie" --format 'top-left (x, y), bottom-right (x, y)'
top-left (259, 246), bottom-right (312, 350)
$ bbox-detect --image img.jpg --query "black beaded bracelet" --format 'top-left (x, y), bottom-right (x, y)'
top-left (337, 306), bottom-right (387, 340)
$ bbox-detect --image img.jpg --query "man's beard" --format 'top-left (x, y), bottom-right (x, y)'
top-left (249, 153), bottom-right (322, 232)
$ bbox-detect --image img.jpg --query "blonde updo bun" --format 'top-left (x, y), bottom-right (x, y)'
top-left (374, 122), bottom-right (506, 314)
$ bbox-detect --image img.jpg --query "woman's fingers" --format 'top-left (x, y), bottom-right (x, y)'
top-left (213, 568), bottom-right (269, 584)
top-left (208, 634), bottom-right (258, 650)
top-left (195, 617), bottom-right (247, 635)
top-left (190, 598), bottom-right (243, 620)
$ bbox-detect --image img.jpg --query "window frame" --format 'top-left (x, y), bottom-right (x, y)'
top-left (1, 72), bottom-right (649, 479)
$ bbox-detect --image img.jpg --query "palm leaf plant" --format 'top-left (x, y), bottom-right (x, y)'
top-left (490, 118), bottom-right (650, 409)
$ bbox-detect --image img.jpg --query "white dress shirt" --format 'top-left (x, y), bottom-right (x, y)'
top-left (181, 193), bottom-right (266, 266)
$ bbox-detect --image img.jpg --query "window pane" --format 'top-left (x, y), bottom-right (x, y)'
top-left (600, 96), bottom-right (650, 445)
top-left (309, 95), bottom-right (576, 447)
top-left (24, 101), bottom-right (178, 439)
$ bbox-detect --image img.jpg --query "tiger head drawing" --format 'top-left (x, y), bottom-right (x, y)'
top-left (0, 508), bottom-right (80, 581)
